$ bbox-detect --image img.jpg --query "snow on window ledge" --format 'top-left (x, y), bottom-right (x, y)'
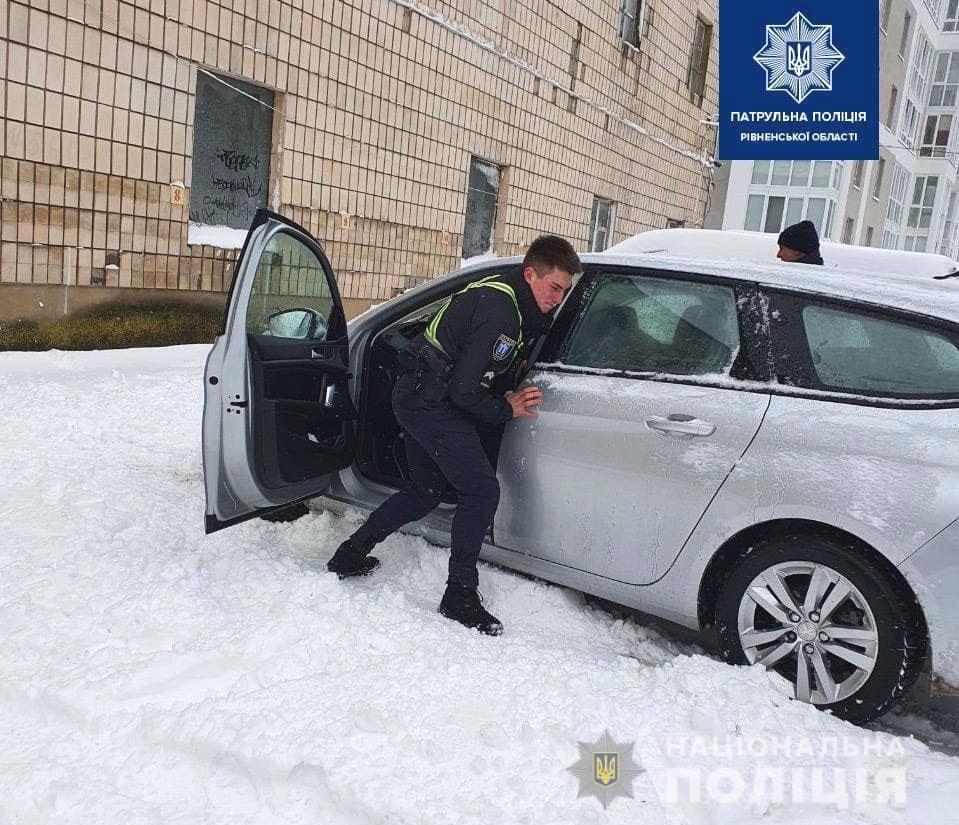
top-left (460, 251), bottom-right (499, 268)
top-left (187, 222), bottom-right (248, 250)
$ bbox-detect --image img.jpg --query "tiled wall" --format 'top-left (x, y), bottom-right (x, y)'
top-left (0, 0), bottom-right (718, 314)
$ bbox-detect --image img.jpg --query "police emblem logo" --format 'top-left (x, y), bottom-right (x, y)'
top-left (492, 334), bottom-right (516, 361)
top-left (593, 752), bottom-right (619, 787)
top-left (567, 730), bottom-right (643, 809)
top-left (753, 12), bottom-right (844, 104)
top-left (787, 41), bottom-right (811, 77)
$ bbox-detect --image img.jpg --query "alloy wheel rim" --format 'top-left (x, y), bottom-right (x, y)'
top-left (736, 561), bottom-right (879, 705)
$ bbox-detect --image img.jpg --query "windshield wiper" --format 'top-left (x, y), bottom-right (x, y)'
top-left (933, 270), bottom-right (959, 280)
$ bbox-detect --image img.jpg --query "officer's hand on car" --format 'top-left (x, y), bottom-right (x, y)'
top-left (505, 386), bottom-right (543, 419)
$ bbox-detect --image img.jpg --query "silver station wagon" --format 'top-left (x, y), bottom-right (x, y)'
top-left (203, 211), bottom-right (959, 723)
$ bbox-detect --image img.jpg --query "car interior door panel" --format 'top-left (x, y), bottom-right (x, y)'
top-left (202, 209), bottom-right (356, 532)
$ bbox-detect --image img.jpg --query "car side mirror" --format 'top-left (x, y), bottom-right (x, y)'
top-left (266, 308), bottom-right (324, 339)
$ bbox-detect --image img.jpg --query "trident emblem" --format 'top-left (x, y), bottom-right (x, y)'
top-left (594, 753), bottom-right (619, 786)
top-left (787, 42), bottom-right (811, 77)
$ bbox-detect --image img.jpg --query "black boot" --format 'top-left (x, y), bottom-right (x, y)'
top-left (326, 536), bottom-right (380, 579)
top-left (438, 582), bottom-right (503, 636)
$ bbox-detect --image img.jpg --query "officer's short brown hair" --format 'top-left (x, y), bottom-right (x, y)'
top-left (523, 235), bottom-right (581, 277)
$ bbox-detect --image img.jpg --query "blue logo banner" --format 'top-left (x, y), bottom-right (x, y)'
top-left (719, 1), bottom-right (879, 160)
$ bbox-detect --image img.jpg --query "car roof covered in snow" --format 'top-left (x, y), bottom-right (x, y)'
top-left (607, 228), bottom-right (959, 277)
top-left (567, 228), bottom-right (959, 324)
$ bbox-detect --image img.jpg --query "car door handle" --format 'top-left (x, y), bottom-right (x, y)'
top-left (645, 414), bottom-right (716, 438)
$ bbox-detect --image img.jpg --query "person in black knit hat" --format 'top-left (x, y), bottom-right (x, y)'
top-left (776, 220), bottom-right (825, 265)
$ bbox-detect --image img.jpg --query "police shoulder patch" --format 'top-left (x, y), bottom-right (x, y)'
top-left (492, 333), bottom-right (517, 361)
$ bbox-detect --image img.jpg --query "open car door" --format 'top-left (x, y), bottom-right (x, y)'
top-left (202, 209), bottom-right (356, 533)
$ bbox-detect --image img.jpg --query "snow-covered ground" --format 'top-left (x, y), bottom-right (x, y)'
top-left (2, 344), bottom-right (959, 824)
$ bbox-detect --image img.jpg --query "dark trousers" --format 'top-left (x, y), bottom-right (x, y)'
top-left (352, 375), bottom-right (500, 589)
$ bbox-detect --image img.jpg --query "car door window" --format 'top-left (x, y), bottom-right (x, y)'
top-left (801, 303), bottom-right (959, 396)
top-left (560, 275), bottom-right (740, 376)
top-left (246, 231), bottom-right (335, 340)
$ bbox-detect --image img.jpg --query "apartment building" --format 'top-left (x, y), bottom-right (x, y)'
top-left (709, 0), bottom-right (959, 260)
top-left (0, 0), bottom-right (719, 320)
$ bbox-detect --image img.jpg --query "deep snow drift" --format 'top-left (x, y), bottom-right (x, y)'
top-left (2, 344), bottom-right (958, 824)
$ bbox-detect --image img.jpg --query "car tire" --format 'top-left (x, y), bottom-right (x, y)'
top-left (259, 501), bottom-right (311, 523)
top-left (715, 532), bottom-right (926, 724)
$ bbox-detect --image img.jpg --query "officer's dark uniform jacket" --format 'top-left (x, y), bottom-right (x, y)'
top-left (352, 268), bottom-right (553, 592)
top-left (405, 269), bottom-right (550, 424)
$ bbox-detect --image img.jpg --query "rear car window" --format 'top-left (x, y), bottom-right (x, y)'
top-left (801, 304), bottom-right (959, 397)
top-left (561, 275), bottom-right (740, 376)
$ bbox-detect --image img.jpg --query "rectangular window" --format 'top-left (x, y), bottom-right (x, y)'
top-left (929, 52), bottom-right (959, 105)
top-left (825, 200), bottom-right (836, 237)
top-left (882, 0), bottom-right (893, 30)
top-left (806, 198), bottom-right (827, 233)
top-left (771, 160), bottom-right (791, 186)
top-left (900, 99), bottom-right (919, 147)
top-left (947, 0), bottom-right (959, 31)
top-left (852, 160), bottom-right (865, 188)
top-left (588, 196), bottom-right (616, 252)
top-left (462, 156), bottom-right (501, 259)
top-left (865, 226), bottom-right (874, 246)
top-left (790, 160), bottom-right (811, 187)
top-left (939, 192), bottom-right (959, 254)
top-left (886, 164), bottom-right (909, 224)
top-left (882, 229), bottom-right (900, 249)
top-left (886, 85), bottom-right (898, 129)
top-left (764, 196), bottom-right (786, 233)
top-left (909, 34), bottom-right (932, 99)
top-left (921, 113), bottom-right (953, 157)
top-left (751, 160), bottom-right (771, 185)
top-left (620, 0), bottom-right (644, 49)
top-left (908, 175), bottom-right (939, 228)
top-left (799, 303), bottom-right (959, 398)
top-left (812, 161), bottom-right (832, 188)
top-left (745, 195), bottom-right (764, 231)
top-left (745, 195), bottom-right (836, 235)
top-left (842, 217), bottom-right (855, 244)
top-left (872, 158), bottom-right (886, 199)
top-left (785, 197), bottom-right (804, 227)
top-left (562, 275), bottom-right (740, 377)
top-left (831, 162), bottom-right (844, 188)
top-left (189, 71), bottom-right (274, 231)
top-left (926, 0), bottom-right (945, 21)
top-left (687, 16), bottom-right (713, 103)
top-left (900, 11), bottom-right (912, 57)
top-left (666, 218), bottom-right (686, 228)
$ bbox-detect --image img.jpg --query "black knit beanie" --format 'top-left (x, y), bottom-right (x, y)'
top-left (777, 220), bottom-right (820, 254)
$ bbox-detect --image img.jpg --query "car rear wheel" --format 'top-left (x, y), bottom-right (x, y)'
top-left (715, 533), bottom-right (926, 724)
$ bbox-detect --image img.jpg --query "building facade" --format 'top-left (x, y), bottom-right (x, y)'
top-left (1, 0), bottom-right (719, 320)
top-left (709, 0), bottom-right (959, 260)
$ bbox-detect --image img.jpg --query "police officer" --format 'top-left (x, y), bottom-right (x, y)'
top-left (326, 235), bottom-right (581, 635)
